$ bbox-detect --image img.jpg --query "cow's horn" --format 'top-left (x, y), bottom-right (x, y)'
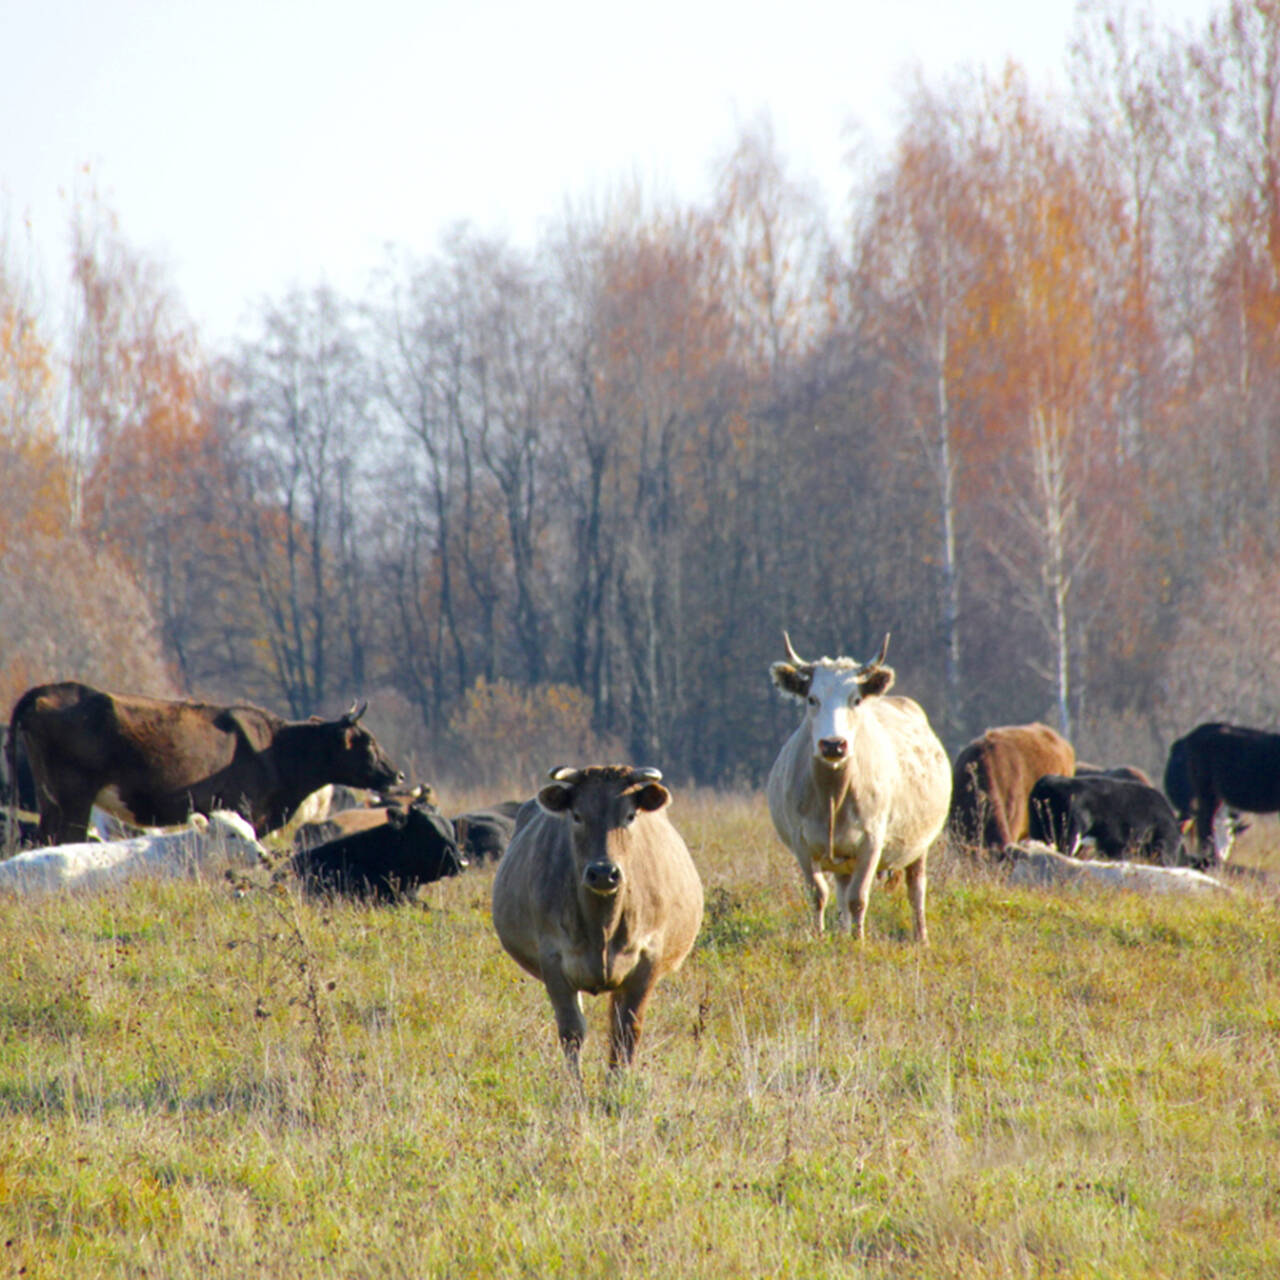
top-left (862, 633), bottom-right (890, 670)
top-left (782, 631), bottom-right (805, 666)
top-left (343, 699), bottom-right (368, 724)
top-left (632, 766), bottom-right (663, 783)
top-left (548, 765), bottom-right (579, 782)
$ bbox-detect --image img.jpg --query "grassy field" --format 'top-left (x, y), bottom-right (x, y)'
top-left (0, 789), bottom-right (1277, 1278)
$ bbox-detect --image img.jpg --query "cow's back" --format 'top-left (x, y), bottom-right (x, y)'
top-left (17, 682), bottom-right (235, 780)
top-left (1186, 723), bottom-right (1280, 813)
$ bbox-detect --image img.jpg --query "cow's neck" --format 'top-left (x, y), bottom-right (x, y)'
top-left (575, 883), bottom-right (631, 985)
top-left (806, 758), bottom-right (854, 815)
top-left (262, 723), bottom-right (330, 823)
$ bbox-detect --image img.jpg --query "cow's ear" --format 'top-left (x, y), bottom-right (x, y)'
top-left (634, 782), bottom-right (670, 812)
top-left (538, 783), bottom-right (573, 813)
top-left (770, 662), bottom-right (811, 701)
top-left (859, 665), bottom-right (895, 698)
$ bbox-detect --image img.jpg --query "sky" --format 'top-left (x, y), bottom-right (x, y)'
top-left (1, 0), bottom-right (1221, 349)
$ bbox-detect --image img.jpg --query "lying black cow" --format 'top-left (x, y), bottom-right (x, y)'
top-left (288, 801), bottom-right (465, 902)
top-left (451, 800), bottom-right (521, 865)
top-left (1176, 721), bottom-right (1280, 863)
top-left (1028, 773), bottom-right (1186, 866)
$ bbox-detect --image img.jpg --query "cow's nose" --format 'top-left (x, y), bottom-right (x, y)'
top-left (584, 860), bottom-right (622, 894)
top-left (818, 737), bottom-right (848, 761)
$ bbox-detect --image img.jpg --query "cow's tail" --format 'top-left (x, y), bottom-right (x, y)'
top-left (4, 694), bottom-right (25, 858)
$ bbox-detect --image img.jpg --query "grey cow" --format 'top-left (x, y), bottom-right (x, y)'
top-left (491, 765), bottom-right (703, 1076)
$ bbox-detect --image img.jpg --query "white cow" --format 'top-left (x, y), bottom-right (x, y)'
top-left (1005, 841), bottom-right (1232, 895)
top-left (767, 633), bottom-right (951, 942)
top-left (0, 811), bottom-right (265, 895)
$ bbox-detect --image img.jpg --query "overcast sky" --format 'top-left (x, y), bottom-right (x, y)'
top-left (2, 0), bottom-right (1219, 348)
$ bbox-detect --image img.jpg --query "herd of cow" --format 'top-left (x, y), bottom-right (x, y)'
top-left (0, 646), bottom-right (1275, 1073)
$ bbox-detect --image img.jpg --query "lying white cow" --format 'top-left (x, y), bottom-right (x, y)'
top-left (0, 811), bottom-right (265, 895)
top-left (1004, 841), bottom-right (1231, 895)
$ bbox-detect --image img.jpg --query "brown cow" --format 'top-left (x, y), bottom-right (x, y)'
top-left (948, 722), bottom-right (1075, 854)
top-left (490, 765), bottom-right (703, 1076)
top-left (10, 682), bottom-right (402, 845)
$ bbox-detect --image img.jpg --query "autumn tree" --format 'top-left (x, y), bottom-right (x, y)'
top-left (226, 287), bottom-right (377, 716)
top-left (368, 230), bottom-right (559, 737)
top-left (0, 245), bottom-right (67, 556)
top-left (853, 79), bottom-right (997, 737)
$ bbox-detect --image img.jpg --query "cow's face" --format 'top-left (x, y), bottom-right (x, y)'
top-left (538, 769), bottom-right (669, 897)
top-left (772, 658), bottom-right (895, 767)
top-left (331, 720), bottom-right (403, 791)
top-left (401, 804), bottom-right (467, 880)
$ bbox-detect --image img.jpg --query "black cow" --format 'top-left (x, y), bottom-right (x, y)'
top-left (1176, 722), bottom-right (1280, 863)
top-left (1164, 726), bottom-right (1249, 858)
top-left (451, 800), bottom-right (521, 864)
top-left (1028, 773), bottom-right (1186, 866)
top-left (288, 802), bottom-right (465, 902)
top-left (9, 682), bottom-right (403, 845)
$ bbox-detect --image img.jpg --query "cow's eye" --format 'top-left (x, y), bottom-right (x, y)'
top-left (806, 694), bottom-right (818, 707)
top-left (624, 810), bottom-right (637, 825)
top-left (571, 810), bottom-right (583, 825)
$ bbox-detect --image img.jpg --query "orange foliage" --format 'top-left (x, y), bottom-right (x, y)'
top-left (446, 677), bottom-right (620, 791)
top-left (0, 279), bottom-right (72, 553)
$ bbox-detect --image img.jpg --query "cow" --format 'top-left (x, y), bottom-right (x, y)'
top-left (1074, 762), bottom-right (1154, 787)
top-left (287, 801), bottom-right (465, 902)
top-left (0, 810), bottom-right (265, 896)
top-left (491, 765), bottom-right (704, 1076)
top-left (292, 784), bottom-right (435, 851)
top-left (452, 801), bottom-right (521, 864)
top-left (1163, 725), bottom-right (1248, 860)
top-left (9, 682), bottom-right (403, 846)
top-left (1176, 721), bottom-right (1280, 864)
top-left (948, 722), bottom-right (1076, 854)
top-left (766, 633), bottom-right (950, 943)
top-left (1003, 841), bottom-right (1230, 895)
top-left (1027, 772), bottom-right (1186, 866)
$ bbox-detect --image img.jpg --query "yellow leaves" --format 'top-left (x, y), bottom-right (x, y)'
top-left (447, 678), bottom-right (619, 790)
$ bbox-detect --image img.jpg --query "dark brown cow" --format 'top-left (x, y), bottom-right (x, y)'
top-left (10, 682), bottom-right (402, 845)
top-left (948, 722), bottom-right (1075, 854)
top-left (491, 766), bottom-right (703, 1076)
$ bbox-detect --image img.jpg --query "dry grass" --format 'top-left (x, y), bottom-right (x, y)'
top-left (0, 789), bottom-right (1277, 1277)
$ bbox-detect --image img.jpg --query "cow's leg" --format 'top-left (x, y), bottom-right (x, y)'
top-left (799, 858), bottom-right (830, 934)
top-left (608, 960), bottom-right (656, 1070)
top-left (38, 785), bottom-right (94, 846)
top-left (836, 851), bottom-right (881, 940)
top-left (1193, 795), bottom-right (1218, 864)
top-left (904, 855), bottom-right (928, 946)
top-left (542, 964), bottom-right (587, 1078)
top-left (1211, 805), bottom-right (1235, 864)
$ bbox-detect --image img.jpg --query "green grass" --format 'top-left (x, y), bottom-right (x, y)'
top-left (0, 790), bottom-right (1277, 1277)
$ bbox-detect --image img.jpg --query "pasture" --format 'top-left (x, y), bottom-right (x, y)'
top-left (0, 790), bottom-right (1277, 1278)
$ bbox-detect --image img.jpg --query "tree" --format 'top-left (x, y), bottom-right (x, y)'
top-left (227, 287), bottom-right (376, 716)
